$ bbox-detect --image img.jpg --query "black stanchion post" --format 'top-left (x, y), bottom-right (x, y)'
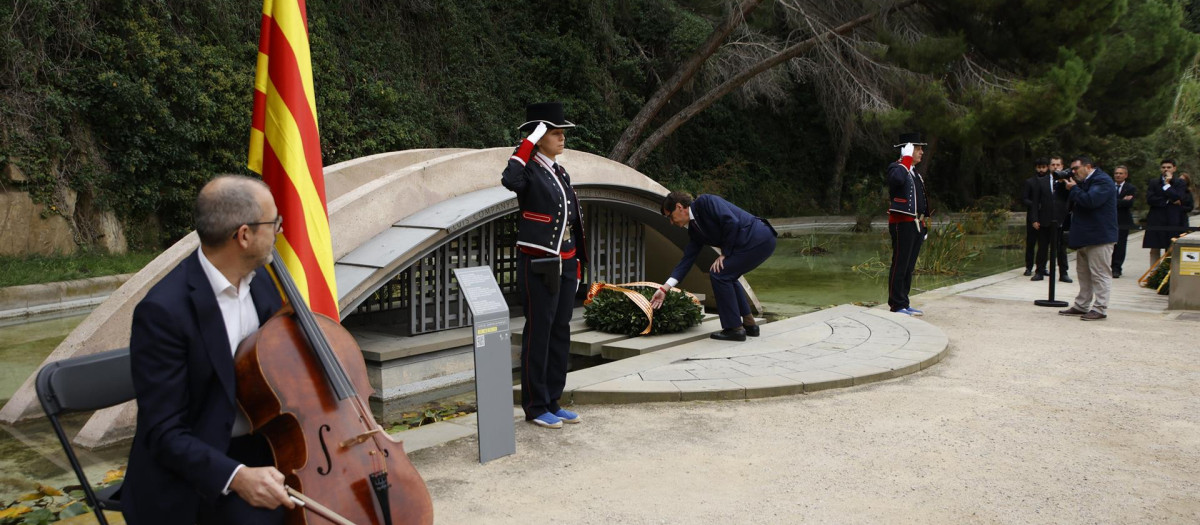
top-left (1035, 219), bottom-right (1069, 308)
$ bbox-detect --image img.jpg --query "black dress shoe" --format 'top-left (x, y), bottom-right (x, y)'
top-left (743, 324), bottom-right (760, 337)
top-left (1023, 269), bottom-right (1033, 276)
top-left (1031, 273), bottom-right (1044, 281)
top-left (1113, 272), bottom-right (1122, 279)
top-left (1059, 274), bottom-right (1073, 283)
top-left (710, 327), bottom-right (747, 342)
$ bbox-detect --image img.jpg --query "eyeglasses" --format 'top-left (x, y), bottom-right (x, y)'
top-left (237, 215), bottom-right (283, 237)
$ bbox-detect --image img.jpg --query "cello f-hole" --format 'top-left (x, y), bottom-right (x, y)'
top-left (317, 424), bottom-right (333, 475)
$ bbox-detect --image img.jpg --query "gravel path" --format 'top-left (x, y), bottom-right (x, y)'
top-left (410, 292), bottom-right (1200, 524)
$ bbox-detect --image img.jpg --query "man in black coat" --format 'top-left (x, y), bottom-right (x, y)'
top-left (1029, 156), bottom-right (1073, 283)
top-left (124, 176), bottom-right (292, 525)
top-left (1022, 158), bottom-right (1051, 276)
top-left (1111, 165), bottom-right (1137, 278)
top-left (1143, 158), bottom-right (1188, 268)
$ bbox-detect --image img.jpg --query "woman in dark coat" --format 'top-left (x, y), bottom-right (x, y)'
top-left (1143, 159), bottom-right (1188, 267)
top-left (500, 102), bottom-right (587, 429)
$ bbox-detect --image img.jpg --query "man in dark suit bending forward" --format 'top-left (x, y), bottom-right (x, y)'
top-left (650, 192), bottom-right (777, 342)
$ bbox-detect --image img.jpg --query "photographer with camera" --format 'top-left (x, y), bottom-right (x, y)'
top-left (1029, 156), bottom-right (1072, 283)
top-left (1057, 156), bottom-right (1118, 321)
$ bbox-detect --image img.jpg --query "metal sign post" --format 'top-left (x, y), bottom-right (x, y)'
top-left (452, 266), bottom-right (516, 464)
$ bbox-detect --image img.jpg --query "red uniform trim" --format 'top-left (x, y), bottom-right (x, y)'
top-left (522, 211), bottom-right (553, 223)
top-left (888, 212), bottom-right (916, 224)
top-left (893, 197), bottom-right (908, 203)
top-left (514, 138), bottom-right (536, 163)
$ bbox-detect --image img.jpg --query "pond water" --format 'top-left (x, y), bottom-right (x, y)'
top-left (751, 227), bottom-right (1023, 316)
top-left (0, 227), bottom-right (1025, 501)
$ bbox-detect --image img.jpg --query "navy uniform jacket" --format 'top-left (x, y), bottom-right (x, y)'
top-left (123, 251), bottom-right (282, 525)
top-left (886, 161), bottom-right (929, 217)
top-left (1067, 169), bottom-right (1118, 249)
top-left (669, 194), bottom-right (775, 282)
top-left (1115, 179), bottom-right (1137, 229)
top-left (501, 150), bottom-right (588, 263)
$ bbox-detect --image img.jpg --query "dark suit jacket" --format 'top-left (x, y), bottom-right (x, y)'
top-left (1022, 174), bottom-right (1042, 225)
top-left (1115, 180), bottom-right (1136, 229)
top-left (1029, 174), bottom-right (1070, 229)
top-left (1067, 168), bottom-right (1118, 249)
top-left (669, 194), bottom-right (775, 282)
top-left (123, 250), bottom-right (282, 525)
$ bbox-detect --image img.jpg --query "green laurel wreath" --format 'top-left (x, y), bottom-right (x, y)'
top-left (583, 286), bottom-right (703, 336)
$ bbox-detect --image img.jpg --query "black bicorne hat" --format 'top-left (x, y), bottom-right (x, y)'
top-left (893, 132), bottom-right (928, 148)
top-left (519, 102), bottom-right (576, 132)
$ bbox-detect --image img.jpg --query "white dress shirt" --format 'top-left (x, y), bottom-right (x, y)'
top-left (664, 207), bottom-right (698, 289)
top-left (196, 249), bottom-right (260, 493)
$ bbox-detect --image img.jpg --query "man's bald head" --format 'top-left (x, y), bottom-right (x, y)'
top-left (194, 175), bottom-right (272, 247)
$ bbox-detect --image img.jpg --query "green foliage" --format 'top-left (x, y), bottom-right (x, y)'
top-left (0, 251), bottom-right (158, 287)
top-left (2, 0), bottom-right (1197, 252)
top-left (584, 286), bottom-right (703, 336)
top-left (1146, 255), bottom-right (1171, 292)
top-left (919, 222), bottom-right (981, 275)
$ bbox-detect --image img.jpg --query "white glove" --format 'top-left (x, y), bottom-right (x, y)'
top-left (900, 143), bottom-right (914, 157)
top-left (527, 122), bottom-right (549, 144)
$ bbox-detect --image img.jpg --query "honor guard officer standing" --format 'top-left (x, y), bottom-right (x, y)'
top-left (885, 132), bottom-right (931, 316)
top-left (501, 102), bottom-right (587, 429)
top-left (649, 192), bottom-right (778, 341)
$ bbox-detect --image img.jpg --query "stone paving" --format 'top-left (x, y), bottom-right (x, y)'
top-left (404, 305), bottom-right (947, 452)
top-left (557, 304), bottom-right (946, 404)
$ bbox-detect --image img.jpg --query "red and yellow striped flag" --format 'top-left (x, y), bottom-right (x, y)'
top-left (248, 0), bottom-right (339, 320)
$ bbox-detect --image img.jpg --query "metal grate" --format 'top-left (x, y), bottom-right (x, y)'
top-left (353, 204), bottom-right (644, 335)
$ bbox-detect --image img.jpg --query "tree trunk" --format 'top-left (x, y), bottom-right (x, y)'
top-left (625, 0), bottom-right (920, 169)
top-left (609, 0), bottom-right (764, 162)
top-left (826, 118), bottom-right (856, 212)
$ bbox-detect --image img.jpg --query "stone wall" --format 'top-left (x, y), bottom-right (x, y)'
top-left (0, 161), bottom-right (127, 255)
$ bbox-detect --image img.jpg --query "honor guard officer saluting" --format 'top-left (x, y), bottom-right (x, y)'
top-left (886, 132), bottom-right (932, 316)
top-left (501, 102), bottom-right (587, 429)
top-left (649, 192), bottom-right (778, 342)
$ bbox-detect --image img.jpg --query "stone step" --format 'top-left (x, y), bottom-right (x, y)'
top-left (568, 312), bottom-right (720, 356)
top-left (599, 315), bottom-right (732, 360)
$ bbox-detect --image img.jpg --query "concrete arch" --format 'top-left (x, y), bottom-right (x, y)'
top-left (0, 148), bottom-right (761, 447)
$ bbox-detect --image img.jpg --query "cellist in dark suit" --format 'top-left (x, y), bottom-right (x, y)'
top-left (124, 176), bottom-right (292, 525)
top-left (1111, 165), bottom-right (1137, 278)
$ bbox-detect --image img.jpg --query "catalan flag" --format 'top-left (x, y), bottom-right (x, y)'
top-left (248, 0), bottom-right (339, 320)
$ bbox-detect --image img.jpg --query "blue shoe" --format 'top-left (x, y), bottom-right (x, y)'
top-left (553, 408), bottom-right (581, 424)
top-left (893, 308), bottom-right (915, 316)
top-left (905, 307), bottom-right (924, 316)
top-left (530, 412), bottom-right (563, 429)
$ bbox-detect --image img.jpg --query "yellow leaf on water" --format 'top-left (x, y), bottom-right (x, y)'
top-left (0, 505), bottom-right (33, 518)
top-left (16, 492), bottom-right (42, 502)
top-left (38, 484), bottom-right (64, 497)
top-left (102, 466), bottom-right (127, 484)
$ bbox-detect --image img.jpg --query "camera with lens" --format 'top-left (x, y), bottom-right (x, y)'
top-left (1051, 168), bottom-right (1074, 180)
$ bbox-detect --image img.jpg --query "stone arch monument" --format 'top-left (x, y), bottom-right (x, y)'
top-left (0, 148), bottom-right (763, 447)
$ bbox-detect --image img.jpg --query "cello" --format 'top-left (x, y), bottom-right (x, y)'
top-left (234, 249), bottom-right (434, 525)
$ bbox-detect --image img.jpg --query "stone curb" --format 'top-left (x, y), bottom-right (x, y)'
top-left (0, 274), bottom-right (133, 325)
